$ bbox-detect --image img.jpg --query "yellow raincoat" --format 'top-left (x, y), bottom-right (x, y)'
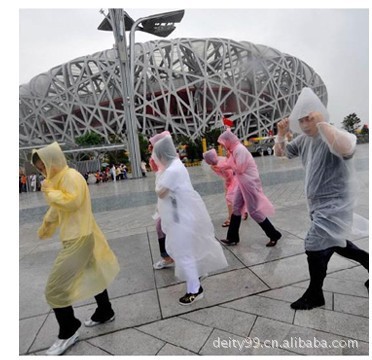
top-left (32, 142), bottom-right (120, 308)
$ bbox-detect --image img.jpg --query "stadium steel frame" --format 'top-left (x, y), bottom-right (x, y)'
top-left (19, 37), bottom-right (327, 153)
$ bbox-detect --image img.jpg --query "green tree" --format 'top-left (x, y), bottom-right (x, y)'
top-left (342, 113), bottom-right (361, 134)
top-left (75, 131), bottom-right (104, 146)
top-left (203, 128), bottom-right (222, 149)
top-left (138, 133), bottom-right (150, 162)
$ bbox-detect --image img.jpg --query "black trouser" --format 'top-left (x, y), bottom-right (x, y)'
top-left (53, 289), bottom-right (113, 339)
top-left (305, 240), bottom-right (369, 298)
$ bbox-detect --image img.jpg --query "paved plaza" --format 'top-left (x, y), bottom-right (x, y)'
top-left (19, 144), bottom-right (369, 356)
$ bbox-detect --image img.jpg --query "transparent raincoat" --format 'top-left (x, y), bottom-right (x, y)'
top-left (217, 129), bottom-right (275, 222)
top-left (31, 142), bottom-right (120, 308)
top-left (152, 135), bottom-right (228, 280)
top-left (286, 87), bottom-right (368, 251)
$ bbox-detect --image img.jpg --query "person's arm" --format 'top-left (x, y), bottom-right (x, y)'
top-left (312, 112), bottom-right (356, 158)
top-left (38, 207), bottom-right (59, 240)
top-left (156, 186), bottom-right (169, 199)
top-left (41, 171), bottom-right (85, 212)
top-left (274, 118), bottom-right (290, 157)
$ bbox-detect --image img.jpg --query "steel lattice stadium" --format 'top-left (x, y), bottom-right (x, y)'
top-left (19, 37), bottom-right (327, 150)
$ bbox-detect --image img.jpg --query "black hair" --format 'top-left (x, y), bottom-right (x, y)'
top-left (32, 152), bottom-right (41, 165)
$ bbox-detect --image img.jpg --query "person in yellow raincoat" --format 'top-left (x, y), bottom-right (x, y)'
top-left (31, 142), bottom-right (120, 355)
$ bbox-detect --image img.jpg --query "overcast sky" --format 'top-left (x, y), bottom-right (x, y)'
top-left (18, 3), bottom-right (369, 128)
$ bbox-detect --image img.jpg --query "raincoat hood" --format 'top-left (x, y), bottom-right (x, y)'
top-left (152, 134), bottom-right (178, 169)
top-left (31, 142), bottom-right (68, 180)
top-left (289, 87), bottom-right (329, 134)
top-left (217, 129), bottom-right (241, 152)
top-left (203, 149), bottom-right (219, 165)
top-left (149, 131), bottom-right (171, 146)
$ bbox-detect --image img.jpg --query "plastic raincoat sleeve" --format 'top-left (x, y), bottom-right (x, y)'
top-left (43, 171), bottom-right (85, 212)
top-left (156, 166), bottom-right (178, 193)
top-left (38, 207), bottom-right (59, 239)
top-left (317, 122), bottom-right (356, 158)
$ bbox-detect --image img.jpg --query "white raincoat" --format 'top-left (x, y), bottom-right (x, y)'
top-left (152, 135), bottom-right (228, 281)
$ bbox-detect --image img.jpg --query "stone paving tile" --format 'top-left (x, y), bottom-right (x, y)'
top-left (61, 340), bottom-right (112, 355)
top-left (294, 308), bottom-right (369, 342)
top-left (249, 253), bottom-right (356, 288)
top-left (180, 306), bottom-right (257, 338)
top-left (220, 229), bottom-right (305, 267)
top-left (328, 265), bottom-right (369, 282)
top-left (88, 328), bottom-right (165, 355)
top-left (333, 293), bottom-right (369, 318)
top-left (136, 317), bottom-right (213, 353)
top-left (249, 316), bottom-right (369, 355)
top-left (222, 295), bottom-right (295, 324)
top-left (19, 247), bottom-right (57, 319)
top-left (29, 289), bottom-right (161, 354)
top-left (199, 328), bottom-right (296, 356)
top-left (19, 314), bottom-right (48, 355)
top-left (157, 343), bottom-right (197, 355)
top-left (258, 285), bottom-right (333, 311)
top-left (295, 275), bottom-right (369, 298)
top-left (107, 234), bottom-right (156, 298)
top-left (157, 268), bottom-right (269, 318)
top-left (149, 230), bottom-right (245, 289)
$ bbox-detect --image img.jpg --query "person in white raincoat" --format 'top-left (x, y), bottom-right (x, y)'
top-left (148, 131), bottom-right (175, 270)
top-left (31, 142), bottom-right (120, 355)
top-left (274, 87), bottom-right (369, 310)
top-left (152, 134), bottom-right (228, 305)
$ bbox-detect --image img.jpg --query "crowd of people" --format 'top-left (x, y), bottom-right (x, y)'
top-left (27, 88), bottom-right (368, 355)
top-left (83, 163), bottom-right (129, 185)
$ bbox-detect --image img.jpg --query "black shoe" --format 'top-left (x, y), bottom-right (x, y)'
top-left (290, 294), bottom-right (325, 310)
top-left (266, 235), bottom-right (282, 247)
top-left (220, 239), bottom-right (239, 246)
top-left (178, 286), bottom-right (204, 306)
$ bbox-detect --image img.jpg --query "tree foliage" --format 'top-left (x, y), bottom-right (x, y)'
top-left (342, 113), bottom-right (361, 133)
top-left (75, 131), bottom-right (104, 146)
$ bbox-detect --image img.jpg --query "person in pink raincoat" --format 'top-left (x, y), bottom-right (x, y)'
top-left (203, 148), bottom-right (247, 227)
top-left (217, 129), bottom-right (282, 246)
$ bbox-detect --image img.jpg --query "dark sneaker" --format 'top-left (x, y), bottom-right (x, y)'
top-left (178, 286), bottom-right (204, 306)
top-left (46, 331), bottom-right (79, 355)
top-left (266, 231), bottom-right (282, 247)
top-left (290, 294), bottom-right (325, 310)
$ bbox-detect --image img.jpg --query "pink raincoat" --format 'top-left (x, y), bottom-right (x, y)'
top-left (217, 130), bottom-right (274, 222)
top-left (203, 149), bottom-right (238, 207)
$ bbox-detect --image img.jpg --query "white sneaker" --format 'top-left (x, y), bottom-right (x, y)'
top-left (46, 331), bottom-right (79, 355)
top-left (153, 258), bottom-right (174, 270)
top-left (84, 314), bottom-right (115, 327)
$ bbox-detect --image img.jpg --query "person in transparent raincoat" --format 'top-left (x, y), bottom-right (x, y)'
top-left (31, 142), bottom-right (120, 355)
top-left (152, 134), bottom-right (228, 305)
top-left (274, 87), bottom-right (369, 310)
top-left (217, 129), bottom-right (282, 246)
top-left (148, 131), bottom-right (175, 270)
top-left (202, 148), bottom-right (248, 227)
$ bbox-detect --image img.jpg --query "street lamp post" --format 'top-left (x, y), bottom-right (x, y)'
top-left (98, 9), bottom-right (184, 179)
